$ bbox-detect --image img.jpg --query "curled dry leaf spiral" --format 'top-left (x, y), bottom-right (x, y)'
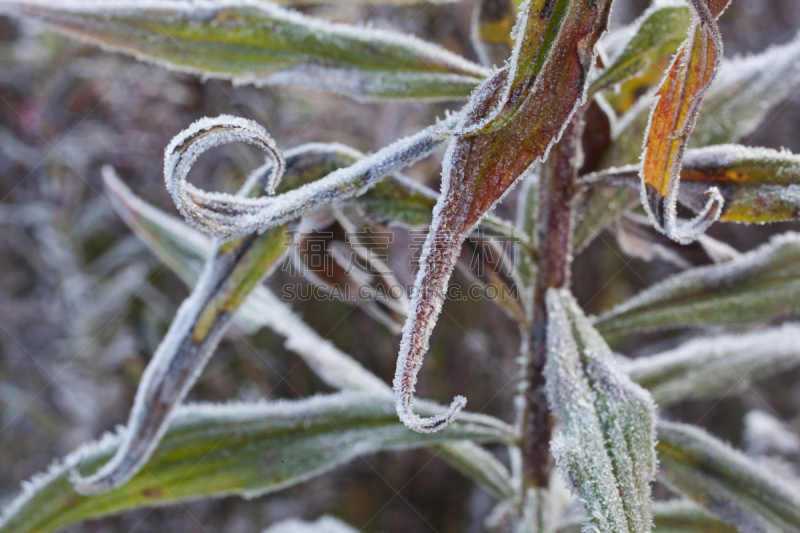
top-left (165, 114), bottom-right (459, 241)
top-left (639, 0), bottom-right (731, 243)
top-left (393, 0), bottom-right (614, 433)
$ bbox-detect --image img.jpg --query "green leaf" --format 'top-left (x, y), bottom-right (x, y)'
top-left (657, 420), bottom-right (800, 533)
top-left (678, 145), bottom-right (800, 224)
top-left (573, 186), bottom-right (639, 254)
top-left (692, 32), bottom-right (800, 147)
top-left (103, 171), bottom-right (516, 500)
top-left (0, 393), bottom-right (512, 533)
top-left (558, 500), bottom-right (738, 533)
top-left (514, 169), bottom-right (538, 302)
top-left (626, 324), bottom-right (800, 406)
top-left (545, 288), bottom-right (656, 533)
top-left (589, 4), bottom-right (692, 95)
top-left (578, 144), bottom-right (800, 244)
top-left (353, 174), bottom-right (439, 229)
top-left (2, 1), bottom-right (488, 101)
top-left (73, 119), bottom-right (293, 494)
top-left (594, 232), bottom-right (800, 336)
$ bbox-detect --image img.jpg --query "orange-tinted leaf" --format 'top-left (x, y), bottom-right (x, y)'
top-left (585, 144), bottom-right (800, 225)
top-left (393, 0), bottom-right (613, 432)
top-left (639, 0), bottom-right (730, 244)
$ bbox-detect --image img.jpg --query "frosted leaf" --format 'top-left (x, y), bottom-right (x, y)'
top-left (102, 169), bottom-right (515, 499)
top-left (589, 3), bottom-right (692, 95)
top-left (545, 288), bottom-right (656, 533)
top-left (607, 32), bottom-right (800, 169)
top-left (393, 0), bottom-right (614, 433)
top-left (694, 32), bottom-right (800, 147)
top-left (72, 158), bottom-right (290, 494)
top-left (514, 168), bottom-right (538, 307)
top-left (639, 0), bottom-right (730, 245)
top-left (580, 144), bottom-right (800, 246)
top-left (166, 114), bottom-right (458, 241)
top-left (557, 499), bottom-right (737, 533)
top-left (743, 410), bottom-right (800, 459)
top-left (573, 185), bottom-right (641, 255)
top-left (104, 159), bottom-right (390, 394)
top-left (657, 420), bottom-right (800, 533)
top-left (1, 1), bottom-right (488, 101)
top-left (165, 115), bottom-right (285, 240)
top-left (0, 393), bottom-right (511, 533)
top-left (594, 232), bottom-right (800, 336)
top-left (626, 324), bottom-right (800, 406)
top-left (262, 516), bottom-right (359, 533)
top-left (679, 145), bottom-right (800, 224)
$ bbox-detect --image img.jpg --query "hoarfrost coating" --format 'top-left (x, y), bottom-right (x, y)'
top-left (544, 289), bottom-right (656, 533)
top-left (165, 114), bottom-right (459, 241)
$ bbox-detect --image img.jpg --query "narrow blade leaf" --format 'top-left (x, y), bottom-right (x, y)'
top-left (640, 0), bottom-right (729, 244)
top-left (594, 232), bottom-right (800, 336)
top-left (590, 4), bottom-right (692, 95)
top-left (394, 0), bottom-right (614, 433)
top-left (165, 114), bottom-right (458, 241)
top-left (104, 174), bottom-right (515, 500)
top-left (607, 32), bottom-right (800, 169)
top-left (0, 393), bottom-right (511, 533)
top-left (578, 143), bottom-right (800, 253)
top-left (677, 145), bottom-right (800, 223)
top-left (3, 1), bottom-right (488, 101)
top-left (626, 324), bottom-right (800, 406)
top-left (657, 420), bottom-right (800, 533)
top-left (545, 288), bottom-right (656, 533)
top-left (73, 119), bottom-right (292, 494)
top-left (692, 32), bottom-right (800, 147)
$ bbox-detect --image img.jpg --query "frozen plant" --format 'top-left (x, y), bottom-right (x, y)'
top-left (1, 0), bottom-right (800, 532)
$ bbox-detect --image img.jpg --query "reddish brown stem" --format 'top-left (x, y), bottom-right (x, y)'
top-left (521, 106), bottom-right (586, 487)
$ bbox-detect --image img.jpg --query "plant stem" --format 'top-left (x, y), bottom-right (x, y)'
top-left (520, 106), bottom-right (585, 487)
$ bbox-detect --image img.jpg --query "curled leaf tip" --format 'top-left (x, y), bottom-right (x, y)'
top-left (392, 0), bottom-right (613, 433)
top-left (165, 114), bottom-right (285, 241)
top-left (639, 0), bottom-right (729, 244)
top-left (68, 441), bottom-right (132, 495)
top-left (394, 383), bottom-right (467, 434)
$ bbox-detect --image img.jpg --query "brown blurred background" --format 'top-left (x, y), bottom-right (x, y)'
top-left (0, 0), bottom-right (799, 531)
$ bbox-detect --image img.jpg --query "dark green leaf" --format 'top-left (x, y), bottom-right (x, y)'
top-left (0, 393), bottom-right (512, 533)
top-left (2, 1), bottom-right (488, 101)
top-left (594, 232), bottom-right (800, 336)
top-left (657, 420), bottom-right (800, 533)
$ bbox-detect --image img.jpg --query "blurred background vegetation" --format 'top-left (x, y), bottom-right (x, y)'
top-left (0, 0), bottom-right (799, 531)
